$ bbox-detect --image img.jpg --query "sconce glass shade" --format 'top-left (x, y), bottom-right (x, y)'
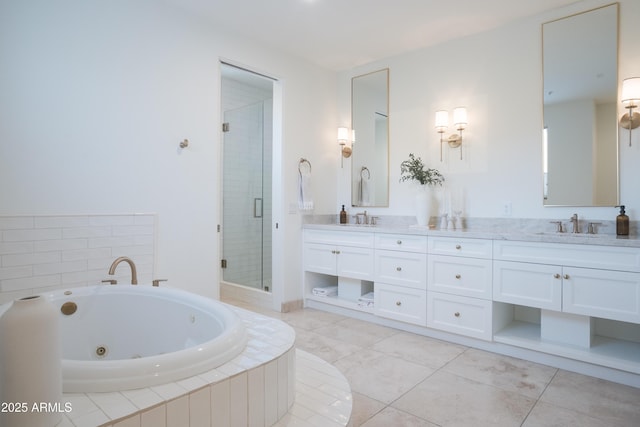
top-left (621, 77), bottom-right (640, 105)
top-left (435, 110), bottom-right (449, 132)
top-left (337, 127), bottom-right (349, 145)
top-left (453, 107), bottom-right (467, 129)
top-left (351, 129), bottom-right (356, 143)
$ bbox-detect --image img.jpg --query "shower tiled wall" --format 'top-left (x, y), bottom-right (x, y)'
top-left (0, 214), bottom-right (155, 304)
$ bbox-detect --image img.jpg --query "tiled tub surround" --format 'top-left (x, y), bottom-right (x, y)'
top-left (54, 305), bottom-right (308, 427)
top-left (302, 217), bottom-right (640, 389)
top-left (0, 214), bottom-right (156, 305)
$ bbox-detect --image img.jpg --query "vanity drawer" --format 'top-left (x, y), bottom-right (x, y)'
top-left (375, 233), bottom-right (428, 253)
top-left (304, 229), bottom-right (374, 248)
top-left (428, 237), bottom-right (492, 259)
top-left (493, 240), bottom-right (640, 272)
top-left (375, 250), bottom-right (427, 289)
top-left (428, 255), bottom-right (492, 299)
top-left (375, 283), bottom-right (427, 326)
top-left (427, 292), bottom-right (493, 341)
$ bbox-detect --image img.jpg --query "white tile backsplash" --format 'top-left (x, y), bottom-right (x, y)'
top-left (0, 214), bottom-right (156, 304)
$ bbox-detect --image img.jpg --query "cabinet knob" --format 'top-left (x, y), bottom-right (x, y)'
top-left (397, 240), bottom-right (402, 245)
top-left (454, 312), bottom-right (461, 317)
top-left (554, 273), bottom-right (561, 279)
top-left (395, 301), bottom-right (402, 306)
top-left (455, 274), bottom-right (461, 279)
top-left (335, 250), bottom-right (340, 254)
top-left (455, 244), bottom-right (462, 250)
top-left (331, 250), bottom-right (336, 254)
top-left (396, 267), bottom-right (402, 272)
top-left (563, 274), bottom-right (570, 280)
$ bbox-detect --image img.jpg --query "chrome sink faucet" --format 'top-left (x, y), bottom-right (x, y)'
top-left (570, 214), bottom-right (580, 233)
top-left (355, 211), bottom-right (368, 225)
top-left (108, 256), bottom-right (138, 284)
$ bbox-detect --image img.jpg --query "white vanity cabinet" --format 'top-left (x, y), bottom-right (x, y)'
top-left (427, 236), bottom-right (494, 340)
top-left (493, 240), bottom-right (640, 321)
top-left (374, 233), bottom-right (428, 326)
top-left (303, 229), bottom-right (374, 280)
top-left (303, 226), bottom-right (640, 383)
top-left (493, 240), bottom-right (640, 374)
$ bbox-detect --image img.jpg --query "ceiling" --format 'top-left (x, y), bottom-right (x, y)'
top-left (164, 0), bottom-right (580, 71)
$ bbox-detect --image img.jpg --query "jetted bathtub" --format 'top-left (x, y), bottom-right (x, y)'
top-left (47, 285), bottom-right (247, 392)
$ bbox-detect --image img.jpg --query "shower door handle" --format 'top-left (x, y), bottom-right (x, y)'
top-left (254, 198), bottom-right (263, 218)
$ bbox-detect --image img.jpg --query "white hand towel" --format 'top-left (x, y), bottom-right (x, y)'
top-left (298, 168), bottom-right (314, 211)
top-left (358, 177), bottom-right (370, 206)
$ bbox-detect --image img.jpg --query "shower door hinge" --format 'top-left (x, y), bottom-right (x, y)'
top-left (222, 122), bottom-right (230, 132)
top-left (217, 224), bottom-right (221, 232)
top-left (221, 259), bottom-right (227, 269)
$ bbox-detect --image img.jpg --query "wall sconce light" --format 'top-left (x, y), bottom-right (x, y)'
top-left (434, 107), bottom-right (468, 160)
top-left (620, 77), bottom-right (640, 147)
top-left (337, 127), bottom-right (355, 167)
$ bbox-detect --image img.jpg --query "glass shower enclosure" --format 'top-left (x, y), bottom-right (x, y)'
top-left (221, 64), bottom-right (273, 292)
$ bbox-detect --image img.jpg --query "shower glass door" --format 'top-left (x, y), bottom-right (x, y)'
top-left (221, 101), bottom-right (272, 291)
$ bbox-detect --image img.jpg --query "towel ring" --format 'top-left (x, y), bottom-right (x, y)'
top-left (298, 158), bottom-right (312, 174)
top-left (360, 166), bottom-right (370, 179)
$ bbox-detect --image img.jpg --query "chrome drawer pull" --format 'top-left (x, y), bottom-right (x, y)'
top-left (454, 312), bottom-right (460, 317)
top-left (563, 274), bottom-right (570, 280)
top-left (455, 244), bottom-right (461, 250)
top-left (455, 274), bottom-right (461, 279)
top-left (396, 267), bottom-right (402, 272)
top-left (396, 301), bottom-right (402, 306)
top-left (397, 240), bottom-right (402, 245)
top-left (553, 273), bottom-right (561, 279)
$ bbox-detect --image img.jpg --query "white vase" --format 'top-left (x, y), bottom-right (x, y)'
top-left (0, 295), bottom-right (62, 427)
top-left (415, 186), bottom-right (430, 226)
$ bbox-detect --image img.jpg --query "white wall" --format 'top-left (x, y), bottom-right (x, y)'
top-left (336, 0), bottom-right (640, 223)
top-left (0, 0), bottom-right (337, 304)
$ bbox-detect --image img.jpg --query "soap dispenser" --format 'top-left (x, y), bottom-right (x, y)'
top-left (616, 205), bottom-right (629, 236)
top-left (340, 205), bottom-right (348, 224)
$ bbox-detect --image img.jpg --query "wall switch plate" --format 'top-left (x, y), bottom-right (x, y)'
top-left (502, 201), bottom-right (512, 217)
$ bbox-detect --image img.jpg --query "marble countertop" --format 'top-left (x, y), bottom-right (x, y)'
top-left (303, 223), bottom-right (640, 248)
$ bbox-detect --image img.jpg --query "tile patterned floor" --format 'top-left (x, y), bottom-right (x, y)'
top-left (223, 297), bottom-right (640, 427)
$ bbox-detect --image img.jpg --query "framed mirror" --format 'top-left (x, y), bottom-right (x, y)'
top-left (542, 4), bottom-right (618, 206)
top-left (351, 69), bottom-right (389, 207)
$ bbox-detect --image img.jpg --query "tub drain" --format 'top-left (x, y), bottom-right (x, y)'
top-left (95, 346), bottom-right (108, 358)
top-left (60, 301), bottom-right (77, 315)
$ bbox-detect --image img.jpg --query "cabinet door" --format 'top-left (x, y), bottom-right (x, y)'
top-left (336, 246), bottom-right (374, 281)
top-left (303, 243), bottom-right (336, 275)
top-left (563, 267), bottom-right (640, 324)
top-left (375, 250), bottom-right (427, 289)
top-left (428, 255), bottom-right (492, 299)
top-left (375, 283), bottom-right (427, 326)
top-left (493, 261), bottom-right (562, 310)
